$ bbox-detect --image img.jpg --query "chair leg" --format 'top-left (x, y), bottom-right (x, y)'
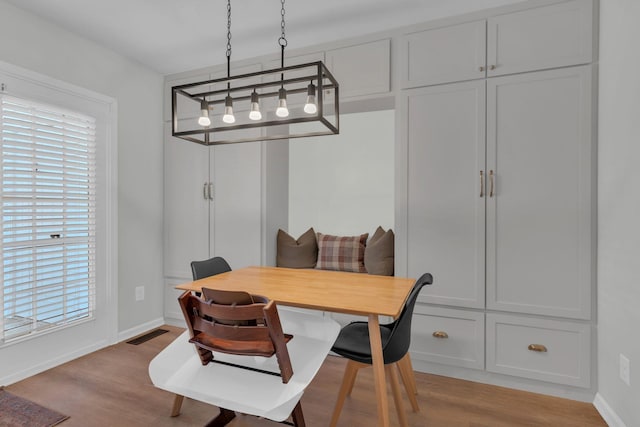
top-left (203, 408), bottom-right (236, 427)
top-left (398, 354), bottom-right (418, 395)
top-left (345, 360), bottom-right (363, 395)
top-left (330, 360), bottom-right (364, 427)
top-left (397, 355), bottom-right (420, 412)
top-left (291, 401), bottom-right (306, 427)
top-left (386, 363), bottom-right (408, 427)
top-left (170, 394), bottom-right (184, 417)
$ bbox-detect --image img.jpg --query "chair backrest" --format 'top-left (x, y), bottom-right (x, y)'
top-left (190, 256), bottom-right (232, 280)
top-left (178, 288), bottom-right (294, 383)
top-left (382, 272), bottom-right (433, 364)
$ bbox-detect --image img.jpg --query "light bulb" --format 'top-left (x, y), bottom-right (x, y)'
top-left (276, 88), bottom-right (289, 118)
top-left (222, 95), bottom-right (235, 124)
top-left (198, 100), bottom-right (211, 127)
top-left (249, 90), bottom-right (262, 120)
top-left (304, 82), bottom-right (317, 114)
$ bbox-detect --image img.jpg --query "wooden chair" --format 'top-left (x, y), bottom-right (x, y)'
top-left (329, 272), bottom-right (433, 427)
top-left (149, 288), bottom-right (340, 427)
top-left (170, 256), bottom-right (233, 416)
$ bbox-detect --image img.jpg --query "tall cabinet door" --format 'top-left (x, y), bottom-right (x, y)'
top-left (406, 80), bottom-right (486, 309)
top-left (163, 122), bottom-right (211, 279)
top-left (210, 135), bottom-right (262, 270)
top-left (486, 66), bottom-right (594, 319)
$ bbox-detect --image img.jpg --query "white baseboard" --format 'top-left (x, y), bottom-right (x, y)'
top-left (163, 316), bottom-right (186, 328)
top-left (117, 317), bottom-right (165, 343)
top-left (411, 356), bottom-right (595, 402)
top-left (593, 393), bottom-right (627, 427)
top-left (1, 340), bottom-right (108, 386)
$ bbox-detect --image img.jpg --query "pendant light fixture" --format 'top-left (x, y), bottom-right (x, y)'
top-left (171, 0), bottom-right (339, 145)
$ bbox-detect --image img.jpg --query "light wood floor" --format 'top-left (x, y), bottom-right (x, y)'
top-left (6, 325), bottom-right (606, 427)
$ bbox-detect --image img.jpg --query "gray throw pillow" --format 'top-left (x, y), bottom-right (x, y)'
top-left (364, 226), bottom-right (395, 276)
top-left (276, 228), bottom-right (318, 268)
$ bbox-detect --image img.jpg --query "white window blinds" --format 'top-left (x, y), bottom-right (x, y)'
top-left (0, 95), bottom-right (97, 343)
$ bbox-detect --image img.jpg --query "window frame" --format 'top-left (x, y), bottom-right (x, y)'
top-left (0, 60), bottom-right (117, 352)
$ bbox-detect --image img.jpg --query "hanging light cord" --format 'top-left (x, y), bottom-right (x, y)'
top-left (226, 0), bottom-right (232, 91)
top-left (278, 0), bottom-right (287, 86)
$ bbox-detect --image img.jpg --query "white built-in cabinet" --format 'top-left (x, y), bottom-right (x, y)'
top-left (401, 0), bottom-right (596, 390)
top-left (402, 0), bottom-right (593, 88)
top-left (163, 125), bottom-right (262, 280)
top-left (163, 63), bottom-right (265, 318)
top-left (161, 0), bottom-right (598, 398)
top-left (163, 125), bottom-right (263, 320)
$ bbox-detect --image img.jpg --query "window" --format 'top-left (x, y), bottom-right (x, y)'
top-left (0, 94), bottom-right (96, 343)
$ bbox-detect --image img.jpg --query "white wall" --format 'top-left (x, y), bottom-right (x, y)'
top-left (0, 1), bottom-right (164, 335)
top-left (597, 1), bottom-right (640, 425)
top-left (288, 110), bottom-right (394, 237)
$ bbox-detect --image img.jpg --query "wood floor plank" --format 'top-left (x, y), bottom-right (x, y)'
top-left (5, 325), bottom-right (606, 427)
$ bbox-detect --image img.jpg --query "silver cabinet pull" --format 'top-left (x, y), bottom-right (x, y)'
top-left (203, 183), bottom-right (208, 200)
top-left (208, 182), bottom-right (214, 200)
top-left (489, 170), bottom-right (494, 197)
top-left (480, 170), bottom-right (484, 198)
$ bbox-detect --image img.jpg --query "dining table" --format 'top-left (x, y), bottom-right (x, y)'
top-left (175, 265), bottom-right (416, 427)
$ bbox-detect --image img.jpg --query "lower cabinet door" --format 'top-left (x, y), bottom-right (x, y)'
top-left (410, 305), bottom-right (484, 370)
top-left (486, 313), bottom-right (591, 387)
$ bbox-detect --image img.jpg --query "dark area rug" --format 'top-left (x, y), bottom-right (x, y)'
top-left (0, 387), bottom-right (68, 427)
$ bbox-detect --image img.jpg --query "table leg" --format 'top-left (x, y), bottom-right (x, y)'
top-left (368, 314), bottom-right (390, 427)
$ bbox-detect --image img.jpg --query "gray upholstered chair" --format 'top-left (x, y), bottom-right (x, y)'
top-left (190, 256), bottom-right (232, 280)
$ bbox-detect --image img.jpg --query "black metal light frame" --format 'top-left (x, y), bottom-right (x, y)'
top-left (171, 61), bottom-right (340, 145)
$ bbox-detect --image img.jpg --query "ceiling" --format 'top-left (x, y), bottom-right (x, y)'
top-left (6, 0), bottom-right (528, 75)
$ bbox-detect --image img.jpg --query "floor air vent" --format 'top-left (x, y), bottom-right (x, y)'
top-left (126, 328), bottom-right (169, 345)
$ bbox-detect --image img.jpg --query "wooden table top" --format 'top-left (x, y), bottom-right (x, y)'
top-left (175, 266), bottom-right (416, 318)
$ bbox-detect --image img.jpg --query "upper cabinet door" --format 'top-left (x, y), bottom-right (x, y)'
top-left (401, 20), bottom-right (486, 89)
top-left (487, 0), bottom-right (594, 77)
top-left (326, 39), bottom-right (390, 99)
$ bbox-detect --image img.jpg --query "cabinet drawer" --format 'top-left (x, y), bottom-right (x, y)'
top-left (486, 313), bottom-right (591, 387)
top-left (401, 20), bottom-right (486, 88)
top-left (410, 306), bottom-right (484, 370)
